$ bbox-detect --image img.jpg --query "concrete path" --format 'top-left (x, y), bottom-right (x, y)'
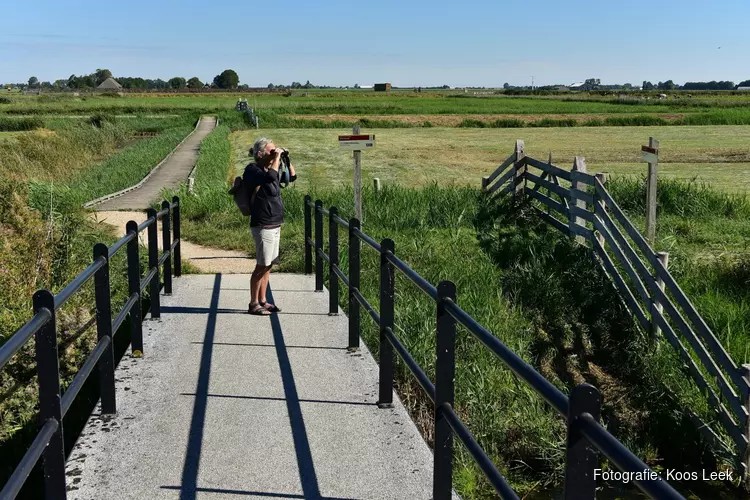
top-left (93, 117), bottom-right (217, 211)
top-left (66, 274), bottom-right (439, 499)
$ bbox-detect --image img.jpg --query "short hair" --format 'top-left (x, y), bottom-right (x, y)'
top-left (252, 137), bottom-right (272, 162)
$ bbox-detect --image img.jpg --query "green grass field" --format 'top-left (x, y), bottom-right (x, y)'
top-left (231, 126), bottom-right (750, 192)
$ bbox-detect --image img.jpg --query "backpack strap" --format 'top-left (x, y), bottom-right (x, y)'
top-left (249, 184), bottom-right (261, 208)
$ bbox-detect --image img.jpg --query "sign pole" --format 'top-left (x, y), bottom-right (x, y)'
top-left (353, 123), bottom-right (362, 222)
top-left (641, 137), bottom-right (659, 244)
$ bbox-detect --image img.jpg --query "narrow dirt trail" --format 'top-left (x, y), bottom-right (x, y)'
top-left (91, 211), bottom-right (256, 274)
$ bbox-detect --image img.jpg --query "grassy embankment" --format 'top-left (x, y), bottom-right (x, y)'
top-left (0, 112), bottom-right (198, 487)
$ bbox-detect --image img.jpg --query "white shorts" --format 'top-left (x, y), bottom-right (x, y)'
top-left (251, 226), bottom-right (281, 267)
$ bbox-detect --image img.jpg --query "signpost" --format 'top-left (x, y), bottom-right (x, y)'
top-left (339, 127), bottom-right (376, 221)
top-left (641, 138), bottom-right (659, 243)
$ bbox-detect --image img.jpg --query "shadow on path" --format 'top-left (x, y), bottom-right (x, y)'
top-left (176, 279), bottom-right (331, 499)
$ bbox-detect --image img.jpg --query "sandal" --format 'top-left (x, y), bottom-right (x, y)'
top-left (260, 301), bottom-right (281, 313)
top-left (248, 303), bottom-right (271, 316)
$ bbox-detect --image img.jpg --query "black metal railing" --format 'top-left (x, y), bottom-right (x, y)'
top-left (304, 195), bottom-right (685, 500)
top-left (0, 197), bottom-right (182, 500)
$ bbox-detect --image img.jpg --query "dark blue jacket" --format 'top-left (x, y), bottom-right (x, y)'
top-left (243, 163), bottom-right (283, 227)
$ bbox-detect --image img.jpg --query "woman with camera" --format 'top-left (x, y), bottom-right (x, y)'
top-left (243, 137), bottom-right (297, 315)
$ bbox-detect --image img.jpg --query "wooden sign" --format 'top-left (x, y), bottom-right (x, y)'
top-left (339, 134), bottom-right (376, 151)
top-left (641, 145), bottom-right (658, 163)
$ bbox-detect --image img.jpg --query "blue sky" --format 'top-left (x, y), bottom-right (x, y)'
top-left (1, 0), bottom-right (748, 87)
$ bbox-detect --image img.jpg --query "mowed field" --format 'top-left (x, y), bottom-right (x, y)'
top-left (231, 126), bottom-right (750, 192)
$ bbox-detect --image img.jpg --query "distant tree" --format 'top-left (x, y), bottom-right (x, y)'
top-left (303, 80), bottom-right (314, 89)
top-left (657, 80), bottom-right (677, 90)
top-left (642, 81), bottom-right (654, 91)
top-left (187, 77), bottom-right (203, 89)
top-left (268, 83), bottom-right (275, 89)
top-left (238, 84), bottom-right (250, 90)
top-left (94, 69), bottom-right (113, 86)
top-left (683, 80), bottom-right (735, 90)
top-left (169, 77), bottom-right (187, 89)
top-left (738, 80), bottom-right (750, 88)
top-left (213, 69), bottom-right (240, 89)
top-left (41, 81), bottom-right (53, 90)
top-left (503, 82), bottom-right (510, 89)
top-left (28, 76), bottom-right (39, 88)
top-left (53, 79), bottom-right (68, 90)
top-left (353, 83), bottom-right (360, 89)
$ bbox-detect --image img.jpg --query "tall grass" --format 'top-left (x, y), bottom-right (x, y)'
top-left (0, 117), bottom-right (43, 131)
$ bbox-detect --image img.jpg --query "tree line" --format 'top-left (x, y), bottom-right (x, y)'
top-left (12, 69), bottom-right (242, 90)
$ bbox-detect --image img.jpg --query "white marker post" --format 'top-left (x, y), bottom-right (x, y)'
top-left (641, 138), bottom-right (659, 243)
top-left (339, 127), bottom-right (376, 222)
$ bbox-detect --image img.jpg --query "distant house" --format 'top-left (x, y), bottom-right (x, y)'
top-left (569, 82), bottom-right (585, 90)
top-left (97, 77), bottom-right (122, 90)
top-left (737, 87), bottom-right (750, 91)
top-left (359, 85), bottom-right (373, 89)
top-left (374, 83), bottom-right (392, 92)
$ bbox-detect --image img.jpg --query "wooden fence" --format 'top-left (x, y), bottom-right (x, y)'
top-left (482, 140), bottom-right (750, 478)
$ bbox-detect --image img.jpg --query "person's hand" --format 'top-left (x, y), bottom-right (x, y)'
top-left (269, 148), bottom-right (281, 171)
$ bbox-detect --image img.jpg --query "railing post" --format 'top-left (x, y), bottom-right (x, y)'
top-left (348, 218), bottom-right (361, 352)
top-left (172, 196), bottom-right (181, 277)
top-left (329, 206), bottom-right (339, 315)
top-left (126, 221), bottom-right (144, 356)
top-left (161, 200), bottom-right (173, 295)
top-left (378, 238), bottom-right (395, 408)
top-left (594, 173), bottom-right (608, 248)
top-left (512, 139), bottom-right (526, 201)
top-left (570, 156), bottom-right (588, 244)
top-left (564, 383), bottom-right (602, 500)
top-left (315, 200), bottom-right (324, 292)
top-left (743, 364), bottom-right (750, 491)
top-left (651, 252), bottom-right (669, 339)
top-left (93, 243), bottom-right (117, 415)
top-left (33, 289), bottom-right (67, 500)
top-left (434, 280), bottom-right (457, 500)
top-left (304, 195), bottom-right (313, 275)
top-left (147, 208), bottom-right (161, 319)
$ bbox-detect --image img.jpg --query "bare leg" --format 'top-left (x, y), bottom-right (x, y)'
top-left (250, 264), bottom-right (267, 305)
top-left (259, 266), bottom-right (272, 304)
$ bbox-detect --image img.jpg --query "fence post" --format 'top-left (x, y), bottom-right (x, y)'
top-left (315, 200), bottom-right (324, 292)
top-left (564, 383), bottom-right (602, 500)
top-left (481, 176), bottom-right (489, 191)
top-left (304, 195), bottom-right (312, 275)
top-left (378, 238), bottom-right (395, 408)
top-left (645, 137), bottom-right (660, 244)
top-left (742, 364), bottom-right (750, 491)
top-left (374, 178), bottom-right (381, 192)
top-left (126, 221), bottom-right (144, 356)
top-left (651, 252), bottom-right (670, 339)
top-left (93, 243), bottom-right (117, 415)
top-left (570, 157), bottom-right (588, 244)
top-left (348, 218), bottom-right (361, 352)
top-left (594, 173), bottom-right (608, 247)
top-left (146, 208), bottom-right (161, 319)
top-left (33, 290), bottom-right (67, 500)
top-left (512, 139), bottom-right (526, 202)
top-left (434, 281), bottom-right (457, 500)
top-left (329, 206), bottom-right (339, 315)
top-left (172, 196), bottom-right (181, 277)
top-left (161, 200), bottom-right (172, 295)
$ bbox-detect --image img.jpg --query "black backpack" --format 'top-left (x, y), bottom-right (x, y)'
top-left (228, 176), bottom-right (259, 217)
